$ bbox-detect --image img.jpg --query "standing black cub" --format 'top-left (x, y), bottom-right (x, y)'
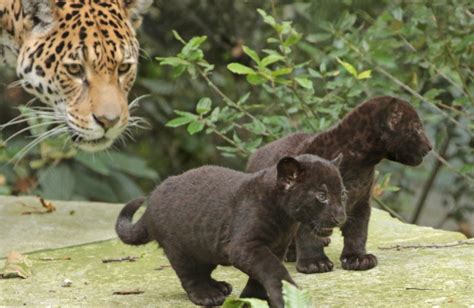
top-left (247, 96), bottom-right (432, 274)
top-left (116, 154), bottom-right (346, 308)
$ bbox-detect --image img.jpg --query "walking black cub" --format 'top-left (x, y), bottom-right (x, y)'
top-left (116, 154), bottom-right (346, 308)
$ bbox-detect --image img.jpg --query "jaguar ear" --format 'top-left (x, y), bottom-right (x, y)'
top-left (21, 0), bottom-right (56, 34)
top-left (277, 157), bottom-right (303, 190)
top-left (122, 0), bottom-right (153, 29)
top-left (331, 153), bottom-right (343, 168)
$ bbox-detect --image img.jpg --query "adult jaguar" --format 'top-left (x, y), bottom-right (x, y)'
top-left (0, 0), bottom-right (152, 151)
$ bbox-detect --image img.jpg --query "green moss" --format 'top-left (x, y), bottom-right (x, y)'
top-left (1, 198), bottom-right (472, 306)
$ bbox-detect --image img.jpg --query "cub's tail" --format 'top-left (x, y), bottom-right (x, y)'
top-left (115, 197), bottom-right (151, 245)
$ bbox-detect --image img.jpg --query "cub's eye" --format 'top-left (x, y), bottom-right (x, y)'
top-left (118, 63), bottom-right (132, 74)
top-left (65, 64), bottom-right (84, 77)
top-left (316, 192), bottom-right (328, 203)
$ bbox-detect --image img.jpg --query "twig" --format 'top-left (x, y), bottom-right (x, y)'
top-left (197, 67), bottom-right (275, 138)
top-left (102, 256), bottom-right (138, 263)
top-left (372, 196), bottom-right (407, 222)
top-left (113, 290), bottom-right (145, 295)
top-left (412, 128), bottom-right (452, 223)
top-left (155, 265), bottom-right (171, 271)
top-left (36, 257), bottom-right (71, 261)
top-left (336, 34), bottom-right (472, 136)
top-left (378, 239), bottom-right (474, 250)
top-left (430, 150), bottom-right (474, 184)
top-left (405, 287), bottom-right (442, 291)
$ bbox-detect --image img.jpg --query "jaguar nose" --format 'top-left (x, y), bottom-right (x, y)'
top-left (93, 114), bottom-right (120, 130)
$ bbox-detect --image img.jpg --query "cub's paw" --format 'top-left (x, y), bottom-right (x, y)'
top-left (296, 256), bottom-right (334, 274)
top-left (210, 280), bottom-right (233, 296)
top-left (341, 253), bottom-right (378, 271)
top-left (188, 285), bottom-right (227, 307)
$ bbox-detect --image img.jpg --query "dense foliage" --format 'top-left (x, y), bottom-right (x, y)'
top-left (0, 0), bottom-right (472, 234)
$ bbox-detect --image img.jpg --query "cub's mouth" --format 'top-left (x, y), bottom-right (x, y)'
top-left (314, 228), bottom-right (333, 237)
top-left (310, 222), bottom-right (334, 237)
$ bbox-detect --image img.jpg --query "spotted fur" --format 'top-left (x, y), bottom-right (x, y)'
top-left (0, 0), bottom-right (152, 151)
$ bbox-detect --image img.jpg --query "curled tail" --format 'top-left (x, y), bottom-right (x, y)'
top-left (115, 197), bottom-right (151, 245)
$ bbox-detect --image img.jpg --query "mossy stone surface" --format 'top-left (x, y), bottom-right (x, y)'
top-left (0, 196), bottom-right (472, 306)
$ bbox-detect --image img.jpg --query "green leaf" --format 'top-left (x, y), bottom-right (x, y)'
top-left (210, 107), bottom-right (220, 122)
top-left (357, 70), bottom-right (372, 80)
top-left (38, 164), bottom-right (76, 200)
top-left (174, 110), bottom-right (198, 120)
top-left (104, 152), bottom-right (159, 180)
top-left (196, 97), bottom-right (212, 115)
top-left (156, 56), bottom-right (189, 67)
top-left (284, 32), bottom-right (303, 47)
top-left (0, 186), bottom-right (11, 195)
top-left (282, 281), bottom-right (312, 308)
top-left (166, 117), bottom-right (194, 128)
top-left (172, 30), bottom-right (186, 44)
top-left (257, 8), bottom-right (276, 27)
top-left (261, 54), bottom-right (285, 67)
top-left (246, 74), bottom-right (266, 85)
top-left (109, 172), bottom-right (145, 201)
top-left (182, 36), bottom-right (207, 56)
top-left (74, 152), bottom-right (111, 176)
top-left (227, 63), bottom-right (256, 75)
top-left (237, 92), bottom-right (251, 105)
top-left (187, 121), bottom-right (205, 135)
top-left (272, 67), bottom-right (293, 76)
top-left (74, 168), bottom-right (118, 202)
top-left (295, 77), bottom-right (313, 90)
top-left (223, 296), bottom-right (269, 308)
top-left (336, 58), bottom-right (358, 77)
top-left (243, 120), bottom-right (266, 135)
top-left (243, 46), bottom-right (260, 64)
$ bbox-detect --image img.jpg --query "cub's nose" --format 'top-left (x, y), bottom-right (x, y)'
top-left (331, 212), bottom-right (346, 227)
top-left (93, 114), bottom-right (120, 130)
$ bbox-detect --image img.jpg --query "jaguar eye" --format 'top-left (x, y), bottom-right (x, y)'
top-left (65, 64), bottom-right (84, 77)
top-left (316, 192), bottom-right (328, 203)
top-left (118, 63), bottom-right (132, 74)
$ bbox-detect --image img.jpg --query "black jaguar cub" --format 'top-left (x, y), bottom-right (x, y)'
top-left (116, 154), bottom-right (346, 308)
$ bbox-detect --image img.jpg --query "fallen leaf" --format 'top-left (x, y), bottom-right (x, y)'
top-left (21, 196), bottom-right (56, 215)
top-left (2, 251), bottom-right (32, 279)
top-left (38, 196), bottom-right (56, 212)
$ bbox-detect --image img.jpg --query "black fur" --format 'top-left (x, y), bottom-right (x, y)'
top-left (247, 96), bottom-right (432, 273)
top-left (116, 154), bottom-right (346, 307)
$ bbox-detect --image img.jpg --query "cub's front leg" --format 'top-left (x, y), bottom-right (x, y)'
top-left (295, 225), bottom-right (334, 273)
top-left (340, 197), bottom-right (377, 271)
top-left (230, 244), bottom-right (296, 308)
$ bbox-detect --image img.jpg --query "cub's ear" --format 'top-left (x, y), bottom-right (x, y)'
top-left (331, 153), bottom-right (343, 168)
top-left (21, 0), bottom-right (56, 33)
top-left (387, 102), bottom-right (403, 131)
top-left (277, 157), bottom-right (303, 190)
top-left (122, 0), bottom-right (153, 29)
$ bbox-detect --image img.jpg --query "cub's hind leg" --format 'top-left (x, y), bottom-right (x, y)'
top-left (164, 248), bottom-right (231, 306)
